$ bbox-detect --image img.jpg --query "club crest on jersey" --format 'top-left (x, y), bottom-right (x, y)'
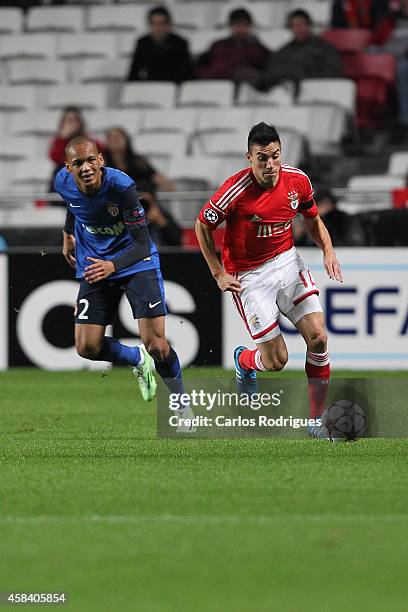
top-left (249, 314), bottom-right (260, 329)
top-left (288, 191), bottom-right (299, 210)
top-left (107, 204), bottom-right (119, 217)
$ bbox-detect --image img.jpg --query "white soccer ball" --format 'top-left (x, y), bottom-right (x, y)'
top-left (321, 400), bottom-right (366, 441)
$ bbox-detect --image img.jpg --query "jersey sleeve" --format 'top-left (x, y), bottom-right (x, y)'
top-left (113, 185), bottom-right (152, 272)
top-left (198, 174), bottom-right (244, 229)
top-left (298, 172), bottom-right (319, 219)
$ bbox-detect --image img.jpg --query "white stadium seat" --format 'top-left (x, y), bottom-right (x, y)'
top-left (257, 28), bottom-right (292, 51)
top-left (0, 137), bottom-right (38, 160)
top-left (87, 5), bottom-right (145, 32)
top-left (301, 103), bottom-right (347, 154)
top-left (132, 132), bottom-right (189, 158)
top-left (278, 129), bottom-right (305, 168)
top-left (215, 1), bottom-right (287, 29)
top-left (0, 8), bottom-right (24, 34)
top-left (236, 83), bottom-right (293, 107)
top-left (10, 159), bottom-right (55, 188)
top-left (0, 86), bottom-right (37, 111)
top-left (0, 34), bottom-right (57, 61)
top-left (348, 175), bottom-right (405, 191)
top-left (178, 80), bottom-right (235, 107)
top-left (388, 152), bottom-right (408, 177)
top-left (195, 107), bottom-right (252, 135)
top-left (85, 109), bottom-right (142, 136)
top-left (58, 33), bottom-right (117, 59)
top-left (117, 33), bottom-right (136, 59)
top-left (46, 84), bottom-right (109, 111)
top-left (192, 130), bottom-right (248, 157)
top-left (139, 108), bottom-right (197, 135)
top-left (119, 82), bottom-right (177, 109)
top-left (300, 0), bottom-right (331, 29)
top-left (298, 78), bottom-right (357, 114)
top-left (27, 6), bottom-right (85, 33)
top-left (250, 106), bottom-right (310, 138)
top-left (172, 2), bottom-right (218, 30)
top-left (9, 111), bottom-right (61, 136)
top-left (77, 59), bottom-right (129, 84)
top-left (167, 155), bottom-right (222, 186)
top-left (6, 60), bottom-right (67, 86)
top-left (189, 30), bottom-right (229, 56)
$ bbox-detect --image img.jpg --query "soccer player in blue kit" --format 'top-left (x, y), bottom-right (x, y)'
top-left (56, 136), bottom-right (184, 403)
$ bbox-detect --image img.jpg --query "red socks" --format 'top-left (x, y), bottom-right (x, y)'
top-left (238, 348), bottom-right (268, 372)
top-left (305, 350), bottom-right (330, 419)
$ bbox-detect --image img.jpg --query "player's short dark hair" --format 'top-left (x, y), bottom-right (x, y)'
top-left (229, 8), bottom-right (252, 25)
top-left (288, 9), bottom-right (312, 25)
top-left (148, 6), bottom-right (171, 24)
top-left (248, 122), bottom-right (281, 151)
top-left (65, 136), bottom-right (99, 158)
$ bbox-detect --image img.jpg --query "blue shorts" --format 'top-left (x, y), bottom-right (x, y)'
top-left (75, 268), bottom-right (167, 326)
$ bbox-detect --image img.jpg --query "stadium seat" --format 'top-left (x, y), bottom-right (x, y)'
top-left (77, 59), bottom-right (129, 84)
top-left (0, 86), bottom-right (37, 111)
top-left (117, 33), bottom-right (136, 59)
top-left (6, 60), bottom-right (67, 86)
top-left (192, 130), bottom-right (248, 157)
top-left (132, 132), bottom-right (189, 159)
top-left (87, 5), bottom-right (145, 32)
top-left (26, 6), bottom-right (85, 33)
top-left (257, 28), bottom-right (292, 51)
top-left (172, 2), bottom-right (218, 30)
top-left (299, 103), bottom-right (347, 154)
top-left (0, 137), bottom-right (38, 160)
top-left (9, 159), bottom-right (55, 191)
top-left (299, 1), bottom-right (331, 29)
top-left (298, 78), bottom-right (356, 114)
top-left (195, 107), bottom-right (252, 135)
top-left (344, 174), bottom-right (405, 210)
top-left (348, 174), bottom-right (405, 191)
top-left (250, 106), bottom-right (310, 138)
top-left (0, 8), bottom-right (24, 34)
top-left (46, 85), bottom-right (110, 111)
top-left (388, 152), bottom-right (408, 178)
top-left (57, 33), bottom-right (117, 60)
top-left (189, 30), bottom-right (229, 57)
top-left (236, 83), bottom-right (294, 107)
top-left (321, 29), bottom-right (371, 54)
top-left (119, 82), bottom-right (177, 109)
top-left (167, 155), bottom-right (221, 186)
top-left (0, 34), bottom-right (57, 61)
top-left (278, 129), bottom-right (305, 168)
top-left (9, 111), bottom-right (60, 137)
top-left (178, 80), bottom-right (235, 107)
top-left (139, 108), bottom-right (197, 135)
top-left (85, 109), bottom-right (142, 136)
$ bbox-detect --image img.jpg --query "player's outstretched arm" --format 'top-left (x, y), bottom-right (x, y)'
top-left (304, 215), bottom-right (343, 283)
top-left (62, 230), bottom-right (76, 270)
top-left (195, 219), bottom-right (242, 293)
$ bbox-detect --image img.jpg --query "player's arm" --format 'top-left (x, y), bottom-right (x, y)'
top-left (195, 219), bottom-right (241, 293)
top-left (62, 208), bottom-right (76, 269)
top-left (84, 186), bottom-right (152, 284)
top-left (304, 215), bottom-right (343, 283)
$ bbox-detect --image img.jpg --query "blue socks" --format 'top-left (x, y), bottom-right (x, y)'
top-left (154, 346), bottom-right (184, 395)
top-left (97, 337), bottom-right (142, 367)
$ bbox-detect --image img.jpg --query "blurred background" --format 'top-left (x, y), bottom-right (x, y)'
top-left (0, 0), bottom-right (407, 370)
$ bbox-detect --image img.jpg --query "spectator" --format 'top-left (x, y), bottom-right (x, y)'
top-left (104, 127), bottom-right (181, 246)
top-left (196, 8), bottom-right (269, 81)
top-left (127, 6), bottom-right (193, 83)
top-left (48, 107), bottom-right (104, 197)
top-left (331, 0), bottom-right (390, 29)
top-left (294, 189), bottom-right (349, 246)
top-left (371, 0), bottom-right (408, 139)
top-left (243, 9), bottom-right (342, 92)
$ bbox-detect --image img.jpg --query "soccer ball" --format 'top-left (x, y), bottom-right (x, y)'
top-left (321, 400), bottom-right (366, 441)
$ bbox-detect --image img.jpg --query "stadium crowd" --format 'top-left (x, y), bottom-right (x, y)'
top-left (0, 0), bottom-right (407, 249)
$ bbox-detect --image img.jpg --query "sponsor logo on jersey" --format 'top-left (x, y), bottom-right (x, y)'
top-left (288, 190), bottom-right (299, 209)
top-left (204, 208), bottom-right (218, 223)
top-left (250, 215), bottom-right (262, 222)
top-left (257, 220), bottom-right (292, 238)
top-left (83, 221), bottom-right (125, 236)
top-left (107, 204), bottom-right (119, 217)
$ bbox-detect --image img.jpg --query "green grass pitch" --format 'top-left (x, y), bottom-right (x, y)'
top-left (1, 368), bottom-right (408, 611)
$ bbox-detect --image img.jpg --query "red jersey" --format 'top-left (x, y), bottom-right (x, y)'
top-left (198, 164), bottom-right (319, 273)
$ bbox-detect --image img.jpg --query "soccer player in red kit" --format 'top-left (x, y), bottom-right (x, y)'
top-left (195, 123), bottom-right (343, 439)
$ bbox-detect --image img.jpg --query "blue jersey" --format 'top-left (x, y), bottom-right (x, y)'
top-left (55, 166), bottom-right (160, 280)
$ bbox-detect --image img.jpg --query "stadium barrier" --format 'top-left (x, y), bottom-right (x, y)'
top-left (0, 248), bottom-right (407, 371)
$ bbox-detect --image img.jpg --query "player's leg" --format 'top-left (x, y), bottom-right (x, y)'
top-left (75, 279), bottom-right (144, 368)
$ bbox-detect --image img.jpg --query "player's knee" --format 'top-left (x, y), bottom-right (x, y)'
top-left (76, 341), bottom-right (101, 361)
top-left (307, 330), bottom-right (328, 353)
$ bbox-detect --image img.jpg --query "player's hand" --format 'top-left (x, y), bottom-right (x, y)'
top-left (324, 250), bottom-right (343, 283)
top-left (215, 272), bottom-right (242, 293)
top-left (84, 257), bottom-right (115, 284)
top-left (62, 232), bottom-right (76, 269)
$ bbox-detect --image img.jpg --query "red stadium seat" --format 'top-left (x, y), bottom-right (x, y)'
top-left (341, 52), bottom-right (396, 129)
top-left (321, 29), bottom-right (372, 54)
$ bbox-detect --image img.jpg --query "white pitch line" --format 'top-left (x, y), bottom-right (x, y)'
top-left (1, 514), bottom-right (408, 525)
